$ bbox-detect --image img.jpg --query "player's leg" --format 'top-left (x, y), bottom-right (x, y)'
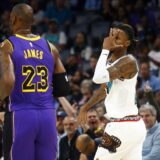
top-left (3, 111), bottom-right (12, 160)
top-left (94, 146), bottom-right (126, 160)
top-left (122, 119), bottom-right (146, 160)
top-left (11, 110), bottom-right (37, 160)
top-left (94, 120), bottom-right (146, 160)
top-left (35, 109), bottom-right (57, 160)
top-left (123, 144), bottom-right (143, 160)
top-left (94, 122), bottom-right (127, 160)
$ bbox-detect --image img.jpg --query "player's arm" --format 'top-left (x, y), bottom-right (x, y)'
top-left (81, 84), bottom-right (106, 111)
top-left (93, 51), bottom-right (138, 84)
top-left (48, 42), bottom-right (70, 97)
top-left (58, 97), bottom-right (77, 117)
top-left (78, 84), bottom-right (106, 124)
top-left (0, 40), bottom-right (15, 100)
top-left (49, 42), bottom-right (66, 73)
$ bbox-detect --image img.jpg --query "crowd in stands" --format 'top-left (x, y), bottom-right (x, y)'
top-left (0, 0), bottom-right (160, 160)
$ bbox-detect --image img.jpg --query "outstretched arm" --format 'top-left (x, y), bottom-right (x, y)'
top-left (58, 97), bottom-right (77, 117)
top-left (0, 40), bottom-right (15, 100)
top-left (81, 84), bottom-right (106, 111)
top-left (78, 84), bottom-right (106, 124)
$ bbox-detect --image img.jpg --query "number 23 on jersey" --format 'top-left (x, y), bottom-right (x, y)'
top-left (22, 65), bottom-right (49, 92)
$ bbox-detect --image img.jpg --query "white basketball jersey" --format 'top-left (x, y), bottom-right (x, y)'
top-left (105, 56), bottom-right (138, 118)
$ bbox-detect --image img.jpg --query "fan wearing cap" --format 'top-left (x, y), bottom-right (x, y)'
top-left (78, 23), bottom-right (146, 160)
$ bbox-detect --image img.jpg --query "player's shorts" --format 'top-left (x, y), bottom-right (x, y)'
top-left (94, 117), bottom-right (146, 160)
top-left (3, 108), bottom-right (57, 160)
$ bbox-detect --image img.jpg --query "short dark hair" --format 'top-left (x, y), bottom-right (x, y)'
top-left (139, 59), bottom-right (150, 67)
top-left (112, 22), bottom-right (137, 52)
top-left (87, 108), bottom-right (98, 115)
top-left (49, 19), bottom-right (58, 25)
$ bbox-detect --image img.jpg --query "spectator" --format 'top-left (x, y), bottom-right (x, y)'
top-left (64, 55), bottom-right (79, 76)
top-left (115, 6), bottom-right (129, 23)
top-left (0, 10), bottom-right (10, 41)
top-left (78, 80), bottom-right (93, 106)
top-left (136, 41), bottom-right (150, 62)
top-left (95, 102), bottom-right (106, 118)
top-left (155, 89), bottom-right (160, 107)
top-left (56, 110), bottom-right (67, 160)
top-left (70, 70), bottom-right (84, 86)
top-left (70, 32), bottom-right (92, 63)
top-left (155, 16), bottom-right (160, 35)
top-left (76, 134), bottom-right (101, 160)
top-left (69, 0), bottom-right (85, 12)
top-left (30, 0), bottom-right (44, 25)
top-left (85, 54), bottom-right (98, 78)
top-left (84, 0), bottom-right (101, 12)
top-left (148, 36), bottom-right (160, 76)
top-left (101, 0), bottom-right (113, 22)
top-left (143, 82), bottom-right (160, 122)
top-left (68, 82), bottom-right (82, 104)
top-left (45, 0), bottom-right (72, 27)
top-left (139, 104), bottom-right (160, 160)
top-left (82, 109), bottom-right (101, 139)
top-left (56, 111), bottom-right (67, 136)
top-left (138, 60), bottom-right (160, 92)
top-left (59, 116), bottom-right (81, 160)
top-left (42, 19), bottom-right (67, 50)
top-left (56, 97), bottom-right (78, 159)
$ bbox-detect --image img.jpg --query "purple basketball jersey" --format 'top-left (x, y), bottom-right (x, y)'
top-left (8, 34), bottom-right (55, 111)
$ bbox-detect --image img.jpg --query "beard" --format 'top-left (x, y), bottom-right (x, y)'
top-left (65, 129), bottom-right (75, 135)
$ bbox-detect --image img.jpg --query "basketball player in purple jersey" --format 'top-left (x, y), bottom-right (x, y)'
top-left (0, 3), bottom-right (70, 160)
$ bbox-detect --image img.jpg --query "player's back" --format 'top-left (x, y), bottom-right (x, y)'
top-left (8, 34), bottom-right (55, 111)
top-left (105, 55), bottom-right (138, 118)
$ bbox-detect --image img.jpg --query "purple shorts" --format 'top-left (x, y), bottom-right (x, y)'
top-left (10, 109), bottom-right (57, 160)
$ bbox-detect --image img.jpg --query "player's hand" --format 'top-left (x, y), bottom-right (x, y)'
top-left (77, 106), bottom-right (88, 127)
top-left (103, 28), bottom-right (124, 52)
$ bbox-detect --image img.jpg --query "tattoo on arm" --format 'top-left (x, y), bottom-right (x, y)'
top-left (85, 84), bottom-right (106, 110)
top-left (107, 55), bottom-right (138, 81)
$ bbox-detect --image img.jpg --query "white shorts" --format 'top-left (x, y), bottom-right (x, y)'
top-left (94, 119), bottom-right (146, 160)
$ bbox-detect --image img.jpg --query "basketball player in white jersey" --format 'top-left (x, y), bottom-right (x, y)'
top-left (78, 23), bottom-right (146, 160)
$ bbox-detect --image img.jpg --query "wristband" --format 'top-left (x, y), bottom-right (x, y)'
top-left (101, 49), bottom-right (110, 56)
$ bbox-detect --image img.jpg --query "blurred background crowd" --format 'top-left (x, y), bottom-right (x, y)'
top-left (0, 0), bottom-right (160, 160)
